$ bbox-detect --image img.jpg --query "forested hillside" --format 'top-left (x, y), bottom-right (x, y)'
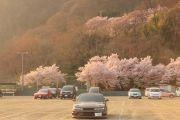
top-left (0, 0), bottom-right (66, 48)
top-left (0, 0), bottom-right (179, 83)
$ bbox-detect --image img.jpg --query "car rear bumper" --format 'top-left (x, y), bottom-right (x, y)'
top-left (72, 111), bottom-right (107, 118)
top-left (148, 96), bottom-right (161, 99)
top-left (129, 95), bottom-right (141, 98)
top-left (60, 94), bottom-right (74, 98)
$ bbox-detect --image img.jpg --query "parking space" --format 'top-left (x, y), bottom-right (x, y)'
top-left (0, 96), bottom-right (180, 120)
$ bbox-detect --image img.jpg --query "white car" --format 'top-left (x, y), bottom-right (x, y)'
top-left (176, 87), bottom-right (180, 96)
top-left (148, 87), bottom-right (161, 99)
top-left (145, 88), bottom-right (150, 97)
top-left (128, 88), bottom-right (142, 99)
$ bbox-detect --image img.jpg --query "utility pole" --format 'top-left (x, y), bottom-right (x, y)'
top-left (17, 51), bottom-right (28, 91)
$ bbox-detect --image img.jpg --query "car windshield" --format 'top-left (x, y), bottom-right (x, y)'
top-left (150, 89), bottom-right (160, 92)
top-left (39, 89), bottom-right (48, 93)
top-left (130, 89), bottom-right (140, 92)
top-left (77, 94), bottom-right (104, 102)
top-left (49, 88), bottom-right (56, 91)
top-left (89, 88), bottom-right (99, 93)
top-left (62, 86), bottom-right (73, 91)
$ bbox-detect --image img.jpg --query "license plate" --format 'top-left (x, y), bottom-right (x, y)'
top-left (95, 113), bottom-right (102, 117)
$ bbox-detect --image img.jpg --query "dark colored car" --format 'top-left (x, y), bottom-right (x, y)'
top-left (60, 85), bottom-right (76, 99)
top-left (34, 89), bottom-right (53, 99)
top-left (89, 87), bottom-right (101, 93)
top-left (72, 93), bottom-right (108, 118)
top-left (0, 89), bottom-right (3, 97)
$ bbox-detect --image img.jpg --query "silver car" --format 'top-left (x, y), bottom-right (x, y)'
top-left (72, 93), bottom-right (108, 118)
top-left (89, 87), bottom-right (101, 93)
top-left (128, 88), bottom-right (142, 99)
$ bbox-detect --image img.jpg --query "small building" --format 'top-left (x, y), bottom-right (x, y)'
top-left (159, 84), bottom-right (176, 92)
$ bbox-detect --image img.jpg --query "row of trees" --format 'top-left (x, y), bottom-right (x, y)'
top-left (22, 64), bottom-right (65, 89)
top-left (76, 54), bottom-right (180, 90)
top-left (22, 54), bottom-right (180, 90)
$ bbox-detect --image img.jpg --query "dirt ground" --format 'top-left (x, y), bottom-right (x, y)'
top-left (0, 96), bottom-right (180, 120)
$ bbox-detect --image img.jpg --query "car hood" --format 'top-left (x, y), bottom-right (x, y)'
top-left (74, 102), bottom-right (105, 108)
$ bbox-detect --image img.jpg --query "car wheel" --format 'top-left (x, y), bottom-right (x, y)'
top-left (169, 95), bottom-right (174, 98)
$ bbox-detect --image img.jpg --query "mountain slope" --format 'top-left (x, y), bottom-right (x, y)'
top-left (0, 0), bottom-right (179, 82)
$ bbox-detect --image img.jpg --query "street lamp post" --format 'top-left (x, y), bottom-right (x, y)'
top-left (17, 51), bottom-right (28, 91)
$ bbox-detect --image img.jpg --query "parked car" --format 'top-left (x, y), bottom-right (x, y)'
top-left (0, 89), bottom-right (3, 97)
top-left (49, 88), bottom-right (60, 98)
top-left (148, 87), bottom-right (161, 99)
top-left (34, 89), bottom-right (53, 99)
top-left (60, 85), bottom-right (76, 99)
top-left (89, 87), bottom-right (101, 93)
top-left (128, 88), bottom-right (142, 99)
top-left (160, 88), bottom-right (175, 98)
top-left (176, 87), bottom-right (180, 96)
top-left (145, 88), bottom-right (150, 97)
top-left (72, 93), bottom-right (108, 118)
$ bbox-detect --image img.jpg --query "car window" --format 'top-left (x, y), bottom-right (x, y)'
top-left (77, 94), bottom-right (104, 102)
top-left (62, 86), bottom-right (74, 91)
top-left (89, 88), bottom-right (99, 93)
top-left (150, 89), bottom-right (160, 92)
top-left (130, 89), bottom-right (140, 92)
top-left (39, 89), bottom-right (48, 93)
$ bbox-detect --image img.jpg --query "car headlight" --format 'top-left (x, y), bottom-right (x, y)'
top-left (95, 107), bottom-right (105, 110)
top-left (73, 105), bottom-right (82, 110)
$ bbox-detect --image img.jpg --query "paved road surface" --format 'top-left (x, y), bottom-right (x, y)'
top-left (0, 96), bottom-right (180, 120)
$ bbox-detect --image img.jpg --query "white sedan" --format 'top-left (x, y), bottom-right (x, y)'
top-left (128, 88), bottom-right (142, 99)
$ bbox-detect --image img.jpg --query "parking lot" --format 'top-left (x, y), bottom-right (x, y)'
top-left (0, 96), bottom-right (180, 120)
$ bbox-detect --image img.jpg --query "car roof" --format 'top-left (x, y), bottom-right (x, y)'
top-left (149, 87), bottom-right (160, 89)
top-left (79, 93), bottom-right (103, 97)
top-left (63, 85), bottom-right (74, 87)
top-left (129, 88), bottom-right (140, 90)
top-left (89, 87), bottom-right (99, 89)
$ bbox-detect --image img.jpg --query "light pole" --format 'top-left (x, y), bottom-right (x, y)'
top-left (17, 51), bottom-right (28, 91)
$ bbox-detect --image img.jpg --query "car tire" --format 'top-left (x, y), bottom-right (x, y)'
top-left (169, 95), bottom-right (174, 98)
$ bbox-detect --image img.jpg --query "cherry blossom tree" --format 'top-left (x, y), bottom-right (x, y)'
top-left (147, 64), bottom-right (165, 86)
top-left (76, 54), bottom-right (180, 89)
top-left (85, 8), bottom-right (165, 37)
top-left (161, 57), bottom-right (180, 85)
top-left (22, 64), bottom-right (65, 89)
top-left (76, 55), bottom-right (118, 89)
